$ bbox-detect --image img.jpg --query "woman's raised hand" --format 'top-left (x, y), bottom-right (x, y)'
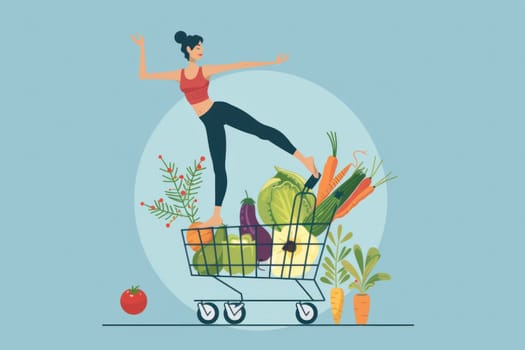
top-left (130, 34), bottom-right (144, 46)
top-left (275, 53), bottom-right (289, 64)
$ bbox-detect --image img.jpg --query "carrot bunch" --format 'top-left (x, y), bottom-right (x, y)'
top-left (316, 132), bottom-right (367, 206)
top-left (333, 157), bottom-right (397, 220)
top-left (315, 131), bottom-right (396, 221)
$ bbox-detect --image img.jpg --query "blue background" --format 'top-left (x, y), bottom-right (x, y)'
top-left (2, 0), bottom-right (523, 349)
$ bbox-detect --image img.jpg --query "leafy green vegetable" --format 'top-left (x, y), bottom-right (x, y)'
top-left (257, 166), bottom-right (314, 229)
top-left (354, 244), bottom-right (364, 275)
top-left (342, 244), bottom-right (391, 293)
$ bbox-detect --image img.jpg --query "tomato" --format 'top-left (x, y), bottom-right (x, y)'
top-left (120, 285), bottom-right (147, 315)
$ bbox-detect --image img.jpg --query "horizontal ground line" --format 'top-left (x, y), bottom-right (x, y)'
top-left (102, 323), bottom-right (415, 327)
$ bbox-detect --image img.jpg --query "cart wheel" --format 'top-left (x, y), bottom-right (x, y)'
top-left (295, 303), bottom-right (318, 324)
top-left (197, 303), bottom-right (219, 324)
top-left (223, 303), bottom-right (246, 324)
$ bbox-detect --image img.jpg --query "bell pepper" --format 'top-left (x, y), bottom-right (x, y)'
top-left (222, 233), bottom-right (256, 275)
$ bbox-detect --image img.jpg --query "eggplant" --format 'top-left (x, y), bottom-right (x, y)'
top-left (239, 190), bottom-right (272, 262)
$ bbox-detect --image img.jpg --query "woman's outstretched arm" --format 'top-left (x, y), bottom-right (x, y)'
top-left (203, 54), bottom-right (289, 78)
top-left (131, 34), bottom-right (181, 81)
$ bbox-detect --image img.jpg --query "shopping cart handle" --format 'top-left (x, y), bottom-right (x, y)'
top-left (304, 172), bottom-right (321, 190)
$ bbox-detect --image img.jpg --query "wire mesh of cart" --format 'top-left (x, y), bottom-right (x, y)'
top-left (181, 173), bottom-right (337, 324)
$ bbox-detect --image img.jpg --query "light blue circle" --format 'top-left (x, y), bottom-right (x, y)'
top-left (134, 71), bottom-right (388, 330)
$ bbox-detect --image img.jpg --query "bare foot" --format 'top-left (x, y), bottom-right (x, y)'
top-left (293, 150), bottom-right (320, 178)
top-left (304, 156), bottom-right (320, 178)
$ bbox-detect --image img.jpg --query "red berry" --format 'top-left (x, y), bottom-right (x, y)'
top-left (179, 175), bottom-right (184, 179)
top-left (187, 205), bottom-right (191, 208)
top-left (158, 155), bottom-right (163, 159)
top-left (140, 202), bottom-right (144, 206)
top-left (180, 191), bottom-right (186, 196)
top-left (150, 205), bottom-right (155, 209)
top-left (197, 164), bottom-right (202, 170)
top-left (159, 198), bottom-right (163, 203)
top-left (166, 223), bottom-right (170, 228)
top-left (167, 167), bottom-right (173, 173)
top-left (194, 199), bottom-right (197, 203)
top-left (200, 156), bottom-right (205, 161)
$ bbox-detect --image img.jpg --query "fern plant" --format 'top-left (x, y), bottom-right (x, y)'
top-left (140, 154), bottom-right (206, 227)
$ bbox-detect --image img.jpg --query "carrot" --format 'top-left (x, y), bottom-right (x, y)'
top-left (333, 177), bottom-right (372, 219)
top-left (354, 293), bottom-right (371, 324)
top-left (318, 145), bottom-right (367, 205)
top-left (316, 163), bottom-right (351, 205)
top-left (333, 157), bottom-right (397, 220)
top-left (320, 225), bottom-right (353, 324)
top-left (330, 287), bottom-right (345, 324)
top-left (340, 185), bottom-right (374, 217)
top-left (316, 131), bottom-right (338, 203)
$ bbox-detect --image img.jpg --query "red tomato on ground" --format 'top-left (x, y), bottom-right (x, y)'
top-left (120, 285), bottom-right (147, 315)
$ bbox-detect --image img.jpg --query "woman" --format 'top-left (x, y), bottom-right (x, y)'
top-left (131, 31), bottom-right (319, 227)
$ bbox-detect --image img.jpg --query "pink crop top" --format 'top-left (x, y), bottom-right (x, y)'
top-left (179, 66), bottom-right (210, 104)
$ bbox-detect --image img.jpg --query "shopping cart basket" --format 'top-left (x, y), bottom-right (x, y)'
top-left (181, 173), bottom-right (337, 324)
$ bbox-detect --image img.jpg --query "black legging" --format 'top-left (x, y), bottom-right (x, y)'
top-left (199, 101), bottom-right (297, 206)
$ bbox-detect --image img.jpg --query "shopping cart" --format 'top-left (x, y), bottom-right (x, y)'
top-left (181, 173), bottom-right (337, 325)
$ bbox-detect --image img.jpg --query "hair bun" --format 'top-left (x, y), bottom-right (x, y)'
top-left (174, 31), bottom-right (187, 44)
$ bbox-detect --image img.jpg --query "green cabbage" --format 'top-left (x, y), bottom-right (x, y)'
top-left (257, 166), bottom-right (314, 229)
